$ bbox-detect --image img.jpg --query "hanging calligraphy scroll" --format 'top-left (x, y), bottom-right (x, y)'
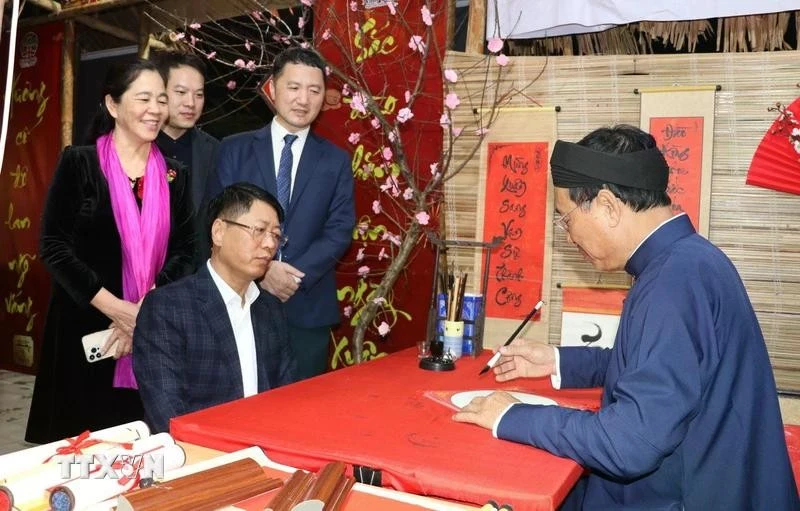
top-left (482, 142), bottom-right (548, 319)
top-left (639, 86), bottom-right (717, 236)
top-left (560, 286), bottom-right (627, 349)
top-left (476, 108), bottom-right (556, 348)
top-left (0, 23), bottom-right (63, 372)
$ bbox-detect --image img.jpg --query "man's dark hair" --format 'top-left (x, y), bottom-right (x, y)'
top-left (206, 183), bottom-right (284, 241)
top-left (271, 47), bottom-right (326, 80)
top-left (152, 51), bottom-right (207, 82)
top-left (570, 124), bottom-right (672, 212)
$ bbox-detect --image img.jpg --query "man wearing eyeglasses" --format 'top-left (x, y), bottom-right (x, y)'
top-left (133, 183), bottom-right (297, 433)
top-left (454, 125), bottom-right (798, 509)
top-left (205, 47), bottom-right (355, 380)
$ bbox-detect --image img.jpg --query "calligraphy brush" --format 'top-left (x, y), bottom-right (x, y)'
top-left (478, 300), bottom-right (545, 375)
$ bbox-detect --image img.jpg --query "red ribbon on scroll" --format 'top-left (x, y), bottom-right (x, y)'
top-left (482, 142), bottom-right (549, 320)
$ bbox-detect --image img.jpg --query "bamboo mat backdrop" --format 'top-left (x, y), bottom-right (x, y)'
top-left (444, 50), bottom-right (800, 392)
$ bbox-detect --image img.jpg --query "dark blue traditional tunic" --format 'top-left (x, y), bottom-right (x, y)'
top-left (498, 214), bottom-right (799, 509)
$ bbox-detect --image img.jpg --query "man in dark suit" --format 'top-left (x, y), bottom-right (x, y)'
top-left (205, 47), bottom-right (355, 380)
top-left (154, 51), bottom-right (220, 268)
top-left (134, 183), bottom-right (296, 433)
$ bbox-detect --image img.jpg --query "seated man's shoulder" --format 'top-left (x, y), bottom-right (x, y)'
top-left (146, 273), bottom-right (198, 306)
top-left (255, 287), bottom-right (283, 310)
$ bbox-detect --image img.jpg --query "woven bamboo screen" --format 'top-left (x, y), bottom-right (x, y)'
top-left (444, 50), bottom-right (800, 392)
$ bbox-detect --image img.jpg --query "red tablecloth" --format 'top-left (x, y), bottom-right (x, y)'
top-left (171, 349), bottom-right (602, 511)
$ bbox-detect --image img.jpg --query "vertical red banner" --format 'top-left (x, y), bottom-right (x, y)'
top-left (314, 1), bottom-right (445, 366)
top-left (482, 142), bottom-right (548, 320)
top-left (0, 24), bottom-right (63, 372)
top-left (649, 117), bottom-right (703, 228)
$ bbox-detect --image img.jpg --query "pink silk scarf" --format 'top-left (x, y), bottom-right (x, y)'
top-left (96, 133), bottom-right (170, 389)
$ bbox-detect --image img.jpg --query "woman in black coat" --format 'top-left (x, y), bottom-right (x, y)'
top-left (25, 59), bottom-right (195, 444)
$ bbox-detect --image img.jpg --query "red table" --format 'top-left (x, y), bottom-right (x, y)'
top-left (171, 349), bottom-right (602, 511)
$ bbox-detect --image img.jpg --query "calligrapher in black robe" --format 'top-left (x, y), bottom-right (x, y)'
top-left (25, 146), bottom-right (194, 444)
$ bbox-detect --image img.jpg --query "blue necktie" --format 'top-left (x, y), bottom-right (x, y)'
top-left (277, 134), bottom-right (298, 214)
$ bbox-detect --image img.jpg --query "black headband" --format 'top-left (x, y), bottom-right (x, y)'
top-left (550, 140), bottom-right (669, 191)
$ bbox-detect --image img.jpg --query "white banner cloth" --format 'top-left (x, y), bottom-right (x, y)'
top-left (487, 1), bottom-right (800, 39)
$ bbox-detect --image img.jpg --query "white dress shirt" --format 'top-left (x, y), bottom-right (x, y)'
top-left (206, 261), bottom-right (260, 397)
top-left (270, 120), bottom-right (310, 200)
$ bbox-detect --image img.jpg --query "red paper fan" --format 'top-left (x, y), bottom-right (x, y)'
top-left (746, 97), bottom-right (800, 196)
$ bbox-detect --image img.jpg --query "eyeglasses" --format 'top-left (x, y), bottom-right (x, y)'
top-left (221, 219), bottom-right (288, 248)
top-left (553, 203), bottom-right (583, 232)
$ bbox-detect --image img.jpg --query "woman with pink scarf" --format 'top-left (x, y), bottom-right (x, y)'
top-left (26, 59), bottom-right (195, 443)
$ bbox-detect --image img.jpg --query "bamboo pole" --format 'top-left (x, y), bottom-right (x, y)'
top-left (61, 20), bottom-right (75, 149)
top-left (466, 0), bottom-right (486, 54)
top-left (24, 0), bottom-right (61, 13)
top-left (19, 0), bottom-right (147, 27)
top-left (446, 0), bottom-right (456, 50)
top-left (138, 5), bottom-right (150, 58)
top-left (0, 0), bottom-right (6, 35)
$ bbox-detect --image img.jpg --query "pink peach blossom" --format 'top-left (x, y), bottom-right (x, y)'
top-left (445, 93), bottom-right (460, 110)
top-left (421, 5), bottom-right (433, 26)
top-left (487, 37), bottom-right (504, 53)
top-left (397, 107), bottom-right (414, 123)
top-left (408, 35), bottom-right (426, 54)
top-left (350, 92), bottom-right (367, 114)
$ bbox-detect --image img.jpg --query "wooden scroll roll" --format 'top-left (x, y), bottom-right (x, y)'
top-left (267, 462), bottom-right (355, 511)
top-left (267, 469), bottom-right (315, 511)
top-left (326, 471), bottom-right (355, 511)
top-left (306, 462), bottom-right (346, 504)
top-left (117, 458), bottom-right (282, 511)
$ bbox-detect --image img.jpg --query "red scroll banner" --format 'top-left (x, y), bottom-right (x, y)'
top-left (649, 117), bottom-right (704, 228)
top-left (482, 142), bottom-right (548, 320)
top-left (0, 24), bottom-right (63, 373)
top-left (314, 1), bottom-right (445, 367)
